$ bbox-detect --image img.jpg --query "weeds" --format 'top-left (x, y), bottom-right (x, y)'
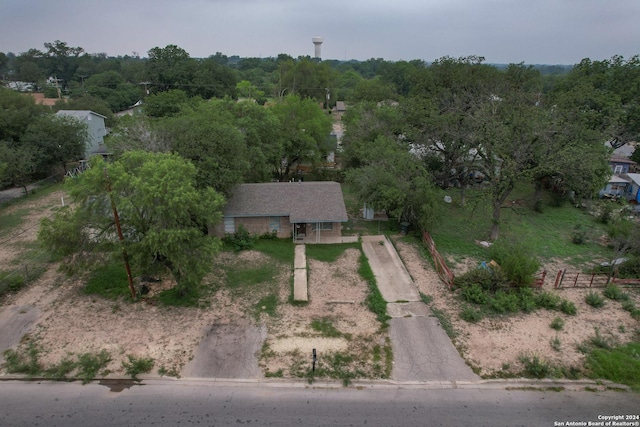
top-left (310, 318), bottom-right (343, 338)
top-left (2, 342), bottom-right (42, 376)
top-left (121, 354), bottom-right (155, 381)
top-left (158, 364), bottom-right (181, 378)
top-left (76, 350), bottom-right (112, 384)
top-left (602, 284), bottom-right (629, 301)
top-left (535, 291), bottom-right (561, 310)
top-left (585, 291), bottom-right (605, 308)
top-left (559, 299), bottom-right (577, 315)
top-left (550, 336), bottom-right (562, 352)
top-left (519, 353), bottom-right (554, 379)
top-left (419, 292), bottom-right (433, 304)
top-left (550, 317), bottom-right (565, 331)
top-left (431, 307), bottom-right (457, 339)
top-left (460, 306), bottom-right (483, 323)
top-left (358, 252), bottom-right (388, 323)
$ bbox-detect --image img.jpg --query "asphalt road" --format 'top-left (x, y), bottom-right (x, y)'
top-left (0, 380), bottom-right (638, 427)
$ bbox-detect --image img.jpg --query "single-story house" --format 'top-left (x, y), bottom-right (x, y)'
top-left (213, 181), bottom-right (348, 243)
top-left (600, 175), bottom-right (630, 198)
top-left (55, 110), bottom-right (107, 159)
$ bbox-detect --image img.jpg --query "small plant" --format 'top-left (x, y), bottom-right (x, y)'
top-left (264, 369), bottom-right (284, 378)
top-left (460, 306), bottom-right (483, 323)
top-left (122, 354), bottom-right (155, 381)
top-left (76, 350), bottom-right (111, 384)
top-left (550, 336), bottom-right (562, 352)
top-left (602, 284), bottom-right (629, 301)
top-left (535, 291), bottom-right (561, 310)
top-left (223, 225), bottom-right (255, 251)
top-left (44, 356), bottom-right (77, 380)
top-left (550, 317), bottom-right (564, 331)
top-left (589, 327), bottom-right (611, 349)
top-left (519, 353), bottom-right (553, 379)
top-left (431, 307), bottom-right (457, 339)
top-left (559, 299), bottom-right (577, 315)
top-left (488, 290), bottom-right (520, 314)
top-left (585, 291), bottom-right (605, 308)
top-left (2, 342), bottom-right (42, 376)
top-left (571, 225), bottom-right (586, 245)
top-left (518, 287), bottom-right (537, 313)
top-left (157, 364), bottom-right (181, 378)
top-left (621, 299), bottom-right (636, 313)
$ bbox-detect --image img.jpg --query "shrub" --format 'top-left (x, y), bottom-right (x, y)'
top-left (616, 256), bottom-right (640, 279)
top-left (488, 290), bottom-right (520, 314)
top-left (489, 239), bottom-right (540, 287)
top-left (602, 284), bottom-right (629, 301)
top-left (550, 317), bottom-right (564, 331)
top-left (460, 306), bottom-right (483, 323)
top-left (621, 299), bottom-right (636, 313)
top-left (585, 291), bottom-right (605, 308)
top-left (77, 350), bottom-right (111, 384)
top-left (519, 353), bottom-right (554, 379)
top-left (122, 354), bottom-right (155, 381)
top-left (518, 287), bottom-right (537, 313)
top-left (535, 291), bottom-right (561, 310)
top-left (597, 202), bottom-right (614, 224)
top-left (550, 336), bottom-right (562, 352)
top-left (559, 299), bottom-right (577, 315)
top-left (571, 225), bottom-right (586, 245)
top-left (453, 268), bottom-right (508, 292)
top-left (461, 283), bottom-right (489, 305)
top-left (223, 225), bottom-right (255, 251)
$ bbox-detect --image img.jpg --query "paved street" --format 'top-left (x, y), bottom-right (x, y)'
top-left (1, 380), bottom-right (637, 427)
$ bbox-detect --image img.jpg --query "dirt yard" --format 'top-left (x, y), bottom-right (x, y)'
top-left (1, 190), bottom-right (639, 380)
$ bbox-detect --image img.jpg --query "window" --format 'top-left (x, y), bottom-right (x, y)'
top-left (269, 217), bottom-right (281, 232)
top-left (223, 217), bottom-right (235, 233)
top-left (313, 222), bottom-right (333, 231)
top-left (614, 165), bottom-right (623, 174)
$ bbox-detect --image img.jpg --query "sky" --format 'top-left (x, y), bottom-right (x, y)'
top-left (1, 0), bottom-right (639, 65)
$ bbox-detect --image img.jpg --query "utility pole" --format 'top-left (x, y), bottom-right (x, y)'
top-left (104, 168), bottom-right (137, 300)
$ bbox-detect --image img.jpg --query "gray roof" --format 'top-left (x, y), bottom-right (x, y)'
top-left (224, 182), bottom-right (348, 223)
top-left (55, 110), bottom-right (107, 120)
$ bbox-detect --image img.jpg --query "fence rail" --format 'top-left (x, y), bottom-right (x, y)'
top-left (553, 269), bottom-right (640, 289)
top-left (422, 231), bottom-right (455, 289)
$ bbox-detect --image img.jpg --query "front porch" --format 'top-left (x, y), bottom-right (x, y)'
top-left (294, 234), bottom-right (359, 244)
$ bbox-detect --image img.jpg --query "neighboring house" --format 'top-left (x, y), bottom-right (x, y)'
top-left (609, 156), bottom-right (636, 175)
top-left (623, 173), bottom-right (640, 203)
top-left (55, 110), bottom-right (107, 159)
top-left (600, 175), bottom-right (630, 198)
top-left (115, 100), bottom-right (143, 117)
top-left (213, 181), bottom-right (348, 243)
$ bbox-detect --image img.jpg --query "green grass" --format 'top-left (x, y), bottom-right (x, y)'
top-left (252, 239), bottom-right (295, 264)
top-left (429, 184), bottom-right (614, 264)
top-left (255, 293), bottom-right (278, 318)
top-left (358, 250), bottom-right (389, 323)
top-left (224, 262), bottom-right (279, 289)
top-left (586, 342), bottom-right (640, 391)
top-left (310, 317), bottom-right (343, 337)
top-left (84, 261), bottom-right (132, 300)
top-left (306, 242), bottom-right (359, 262)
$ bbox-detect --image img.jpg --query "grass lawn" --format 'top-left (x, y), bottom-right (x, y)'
top-left (429, 184), bottom-right (615, 265)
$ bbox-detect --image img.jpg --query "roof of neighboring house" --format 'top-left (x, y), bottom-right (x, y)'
top-left (608, 175), bottom-right (630, 184)
top-left (610, 155), bottom-right (636, 165)
top-left (624, 173), bottom-right (640, 186)
top-left (612, 143), bottom-right (636, 158)
top-left (55, 110), bottom-right (107, 120)
top-left (223, 182), bottom-right (348, 223)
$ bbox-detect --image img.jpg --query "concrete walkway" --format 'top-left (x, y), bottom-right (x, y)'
top-left (360, 235), bottom-right (419, 302)
top-left (360, 236), bottom-right (478, 382)
top-left (293, 245), bottom-right (308, 301)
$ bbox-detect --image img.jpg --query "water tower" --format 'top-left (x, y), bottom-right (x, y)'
top-left (312, 36), bottom-right (323, 59)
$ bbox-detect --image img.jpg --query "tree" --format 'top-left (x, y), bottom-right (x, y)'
top-left (39, 152), bottom-right (224, 299)
top-left (0, 142), bottom-right (34, 193)
top-left (346, 136), bottom-right (441, 231)
top-left (144, 89), bottom-right (190, 117)
top-left (0, 87), bottom-right (47, 142)
top-left (145, 45), bottom-right (194, 93)
top-left (270, 95), bottom-right (333, 180)
top-left (20, 114), bottom-right (88, 175)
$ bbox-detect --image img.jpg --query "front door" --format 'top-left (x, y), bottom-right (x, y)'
top-left (296, 223), bottom-right (306, 238)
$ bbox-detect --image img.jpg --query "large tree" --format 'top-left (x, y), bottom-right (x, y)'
top-left (39, 151), bottom-right (224, 299)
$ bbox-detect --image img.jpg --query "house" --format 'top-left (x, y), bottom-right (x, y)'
top-left (55, 110), bottom-right (107, 159)
top-left (609, 155), bottom-right (636, 175)
top-left (600, 175), bottom-right (630, 198)
top-left (623, 173), bottom-right (640, 203)
top-left (213, 181), bottom-right (348, 243)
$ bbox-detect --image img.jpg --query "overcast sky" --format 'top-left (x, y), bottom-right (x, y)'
top-left (1, 0), bottom-right (638, 64)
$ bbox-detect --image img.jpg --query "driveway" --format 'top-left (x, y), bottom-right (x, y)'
top-left (361, 236), bottom-right (478, 382)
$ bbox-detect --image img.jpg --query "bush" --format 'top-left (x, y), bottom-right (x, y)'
top-left (535, 291), bottom-right (561, 310)
top-left (460, 306), bottom-right (483, 323)
top-left (585, 291), bottom-right (605, 308)
top-left (550, 317), bottom-right (564, 331)
top-left (489, 239), bottom-right (540, 287)
top-left (559, 299), bottom-right (577, 315)
top-left (122, 354), bottom-right (155, 381)
top-left (621, 299), bottom-right (636, 313)
top-left (519, 353), bottom-right (554, 379)
top-left (223, 225), bottom-right (255, 251)
top-left (488, 290), bottom-right (520, 314)
top-left (461, 283), bottom-right (489, 305)
top-left (453, 268), bottom-right (509, 292)
top-left (602, 284), bottom-right (629, 301)
top-left (518, 287), bottom-right (537, 313)
top-left (571, 225), bottom-right (586, 245)
top-left (616, 256), bottom-right (640, 279)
